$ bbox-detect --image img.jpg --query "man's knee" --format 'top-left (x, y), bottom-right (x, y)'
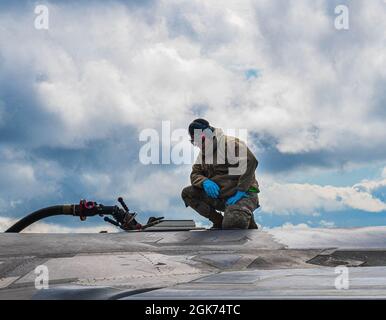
top-left (181, 186), bottom-right (192, 207)
top-left (181, 186), bottom-right (192, 200)
top-left (222, 206), bottom-right (251, 229)
top-left (181, 186), bottom-right (202, 207)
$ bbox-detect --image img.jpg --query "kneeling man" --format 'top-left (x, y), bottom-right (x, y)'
top-left (182, 119), bottom-right (260, 229)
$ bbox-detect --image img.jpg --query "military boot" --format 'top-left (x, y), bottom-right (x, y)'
top-left (209, 212), bottom-right (223, 230)
top-left (248, 215), bottom-right (258, 230)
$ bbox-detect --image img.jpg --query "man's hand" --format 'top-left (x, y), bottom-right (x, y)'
top-left (202, 179), bottom-right (220, 198)
top-left (226, 191), bottom-right (247, 205)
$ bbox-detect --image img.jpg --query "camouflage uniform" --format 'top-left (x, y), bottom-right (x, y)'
top-left (181, 186), bottom-right (259, 229)
top-left (182, 128), bottom-right (260, 229)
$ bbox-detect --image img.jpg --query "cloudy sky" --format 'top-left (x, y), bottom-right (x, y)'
top-left (0, 0), bottom-right (386, 232)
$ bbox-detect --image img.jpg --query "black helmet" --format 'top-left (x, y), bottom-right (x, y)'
top-left (188, 118), bottom-right (211, 137)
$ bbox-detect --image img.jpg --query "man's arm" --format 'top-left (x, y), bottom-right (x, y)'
top-left (190, 163), bottom-right (207, 188)
top-left (229, 139), bottom-right (258, 192)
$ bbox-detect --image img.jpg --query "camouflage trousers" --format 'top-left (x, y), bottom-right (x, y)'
top-left (181, 186), bottom-right (259, 229)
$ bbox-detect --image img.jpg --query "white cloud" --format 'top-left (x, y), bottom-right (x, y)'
top-left (260, 174), bottom-right (386, 215)
top-left (78, 164), bottom-right (192, 218)
top-left (319, 220), bottom-right (335, 228)
top-left (0, 161), bottom-right (58, 201)
top-left (123, 166), bottom-right (192, 215)
top-left (0, 147), bottom-right (63, 214)
top-left (353, 178), bottom-right (386, 194)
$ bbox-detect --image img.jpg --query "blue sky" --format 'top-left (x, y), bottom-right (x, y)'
top-left (0, 0), bottom-right (386, 232)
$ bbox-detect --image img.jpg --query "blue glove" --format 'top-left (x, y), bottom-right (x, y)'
top-left (226, 191), bottom-right (247, 205)
top-left (202, 179), bottom-right (220, 198)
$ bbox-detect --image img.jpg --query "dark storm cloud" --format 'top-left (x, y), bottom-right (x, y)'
top-left (255, 136), bottom-right (386, 175)
top-left (0, 69), bottom-right (64, 147)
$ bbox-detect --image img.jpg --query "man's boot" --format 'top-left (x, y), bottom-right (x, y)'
top-left (248, 214), bottom-right (258, 229)
top-left (209, 212), bottom-right (223, 229)
top-left (185, 199), bottom-right (223, 229)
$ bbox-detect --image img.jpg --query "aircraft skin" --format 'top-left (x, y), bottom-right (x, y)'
top-left (1, 226), bottom-right (386, 300)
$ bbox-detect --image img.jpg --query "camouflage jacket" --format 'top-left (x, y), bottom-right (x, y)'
top-left (190, 128), bottom-right (259, 199)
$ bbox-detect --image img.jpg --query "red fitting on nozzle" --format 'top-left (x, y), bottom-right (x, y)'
top-left (79, 199), bottom-right (96, 221)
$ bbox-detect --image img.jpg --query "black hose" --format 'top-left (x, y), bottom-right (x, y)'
top-left (5, 206), bottom-right (71, 233)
